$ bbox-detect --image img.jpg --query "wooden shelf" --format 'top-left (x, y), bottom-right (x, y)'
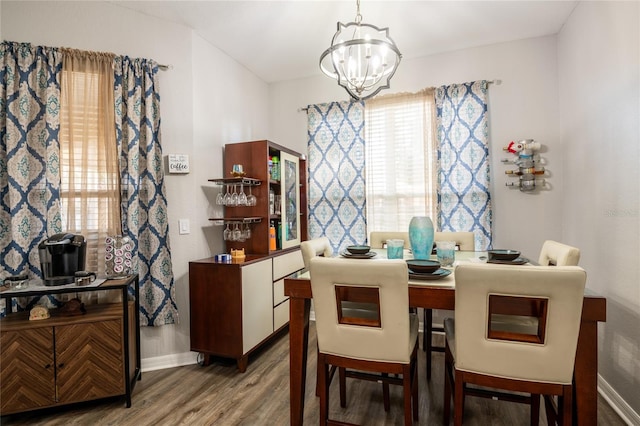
top-left (209, 217), bottom-right (263, 224)
top-left (208, 177), bottom-right (261, 186)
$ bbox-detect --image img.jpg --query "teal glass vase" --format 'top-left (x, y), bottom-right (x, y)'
top-left (408, 216), bottom-right (434, 260)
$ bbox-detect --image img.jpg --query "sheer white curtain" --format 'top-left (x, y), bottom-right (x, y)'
top-left (364, 89), bottom-right (438, 237)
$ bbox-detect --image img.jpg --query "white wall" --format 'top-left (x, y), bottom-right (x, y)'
top-left (558, 1), bottom-right (640, 420)
top-left (1, 0), bottom-right (270, 363)
top-left (270, 36), bottom-right (564, 259)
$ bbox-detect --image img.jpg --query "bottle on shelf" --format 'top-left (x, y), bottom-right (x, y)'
top-left (269, 222), bottom-right (277, 251)
top-left (271, 156), bottom-right (280, 181)
top-left (269, 188), bottom-right (275, 215)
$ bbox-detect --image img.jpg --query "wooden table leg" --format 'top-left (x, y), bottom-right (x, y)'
top-left (573, 319), bottom-right (598, 426)
top-left (289, 296), bottom-right (311, 426)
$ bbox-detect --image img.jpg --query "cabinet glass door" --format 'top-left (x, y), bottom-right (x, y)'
top-left (280, 152), bottom-right (300, 249)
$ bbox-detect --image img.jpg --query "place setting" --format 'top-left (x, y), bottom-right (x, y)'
top-left (486, 249), bottom-right (529, 265)
top-left (340, 245), bottom-right (377, 259)
top-left (406, 259), bottom-right (451, 280)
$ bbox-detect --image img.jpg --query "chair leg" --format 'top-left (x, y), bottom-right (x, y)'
top-left (454, 370), bottom-right (464, 426)
top-left (402, 364), bottom-right (413, 426)
top-left (318, 353), bottom-right (329, 425)
top-left (531, 394), bottom-right (540, 426)
top-left (339, 367), bottom-right (347, 408)
top-left (412, 356), bottom-right (419, 422)
top-left (425, 308), bottom-right (434, 380)
top-left (561, 386), bottom-right (573, 426)
top-left (382, 373), bottom-right (391, 412)
top-left (443, 344), bottom-right (453, 425)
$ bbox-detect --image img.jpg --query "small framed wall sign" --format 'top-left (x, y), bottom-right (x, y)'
top-left (167, 154), bottom-right (190, 174)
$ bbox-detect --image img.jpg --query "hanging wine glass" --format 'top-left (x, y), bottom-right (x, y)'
top-left (244, 223), bottom-right (252, 240)
top-left (216, 187), bottom-right (224, 205)
top-left (238, 183), bottom-right (247, 206)
top-left (247, 185), bottom-right (257, 206)
top-left (230, 184), bottom-right (239, 207)
top-left (223, 223), bottom-right (231, 241)
top-left (232, 223), bottom-right (242, 241)
top-left (222, 185), bottom-right (232, 206)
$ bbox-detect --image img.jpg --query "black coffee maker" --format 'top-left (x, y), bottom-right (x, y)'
top-left (38, 233), bottom-right (87, 285)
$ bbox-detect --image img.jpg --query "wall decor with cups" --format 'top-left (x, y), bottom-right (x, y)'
top-left (502, 139), bottom-right (548, 192)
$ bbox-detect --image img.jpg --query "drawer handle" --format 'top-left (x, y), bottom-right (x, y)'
top-left (58, 363), bottom-right (65, 369)
top-left (44, 364), bottom-right (51, 369)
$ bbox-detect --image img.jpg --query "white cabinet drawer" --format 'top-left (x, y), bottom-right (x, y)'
top-left (274, 299), bottom-right (289, 330)
top-left (273, 278), bottom-right (287, 306)
top-left (273, 250), bottom-right (304, 281)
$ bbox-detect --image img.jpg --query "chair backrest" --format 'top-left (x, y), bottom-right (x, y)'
top-left (453, 263), bottom-right (586, 384)
top-left (310, 257), bottom-right (411, 363)
top-left (369, 231), bottom-right (410, 249)
top-left (538, 240), bottom-right (581, 266)
top-left (434, 231), bottom-right (475, 251)
top-left (300, 237), bottom-right (333, 269)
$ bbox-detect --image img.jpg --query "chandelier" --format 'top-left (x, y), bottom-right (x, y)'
top-left (319, 0), bottom-right (402, 100)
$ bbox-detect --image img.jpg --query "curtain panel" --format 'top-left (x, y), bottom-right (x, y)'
top-left (114, 57), bottom-right (177, 326)
top-left (307, 101), bottom-right (367, 253)
top-left (435, 81), bottom-right (493, 250)
top-left (0, 42), bottom-right (63, 282)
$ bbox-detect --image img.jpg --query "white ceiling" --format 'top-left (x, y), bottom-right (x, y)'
top-left (110, 0), bottom-right (578, 83)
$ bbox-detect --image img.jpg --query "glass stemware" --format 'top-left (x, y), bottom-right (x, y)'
top-left (216, 188), bottom-right (224, 205)
top-left (222, 185), bottom-right (232, 206)
top-left (230, 185), bottom-right (239, 207)
top-left (247, 186), bottom-right (257, 206)
top-left (223, 223), bottom-right (231, 241)
top-left (244, 223), bottom-right (252, 240)
top-left (238, 183), bottom-right (247, 206)
top-left (232, 223), bottom-right (242, 241)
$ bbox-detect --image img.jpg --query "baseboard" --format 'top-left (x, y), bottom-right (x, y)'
top-left (598, 375), bottom-right (640, 425)
top-left (141, 351), bottom-right (198, 372)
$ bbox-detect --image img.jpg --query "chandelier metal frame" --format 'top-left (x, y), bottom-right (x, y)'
top-left (319, 0), bottom-right (402, 100)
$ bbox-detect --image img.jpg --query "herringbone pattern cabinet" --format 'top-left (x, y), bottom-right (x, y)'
top-left (0, 276), bottom-right (140, 416)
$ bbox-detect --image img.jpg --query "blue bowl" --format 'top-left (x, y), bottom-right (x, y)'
top-left (346, 245), bottom-right (371, 255)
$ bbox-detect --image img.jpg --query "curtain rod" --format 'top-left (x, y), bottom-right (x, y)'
top-left (297, 79), bottom-right (502, 112)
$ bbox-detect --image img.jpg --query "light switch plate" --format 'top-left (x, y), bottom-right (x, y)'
top-left (178, 219), bottom-right (190, 235)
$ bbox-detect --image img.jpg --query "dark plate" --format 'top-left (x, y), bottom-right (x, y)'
top-left (406, 259), bottom-right (441, 274)
top-left (488, 249), bottom-right (521, 261)
top-left (409, 269), bottom-right (452, 280)
top-left (340, 251), bottom-right (377, 259)
top-left (346, 245), bottom-right (371, 255)
top-left (487, 257), bottom-right (529, 265)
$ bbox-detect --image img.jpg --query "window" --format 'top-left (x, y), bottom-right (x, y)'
top-left (364, 89), bottom-right (438, 235)
top-left (59, 52), bottom-right (121, 276)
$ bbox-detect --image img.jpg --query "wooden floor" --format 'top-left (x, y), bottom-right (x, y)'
top-left (2, 323), bottom-right (625, 425)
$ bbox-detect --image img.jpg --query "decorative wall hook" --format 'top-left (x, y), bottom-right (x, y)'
top-left (502, 139), bottom-right (547, 192)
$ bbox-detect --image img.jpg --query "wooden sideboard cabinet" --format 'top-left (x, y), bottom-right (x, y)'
top-left (0, 276), bottom-right (140, 416)
top-left (189, 249), bottom-right (304, 372)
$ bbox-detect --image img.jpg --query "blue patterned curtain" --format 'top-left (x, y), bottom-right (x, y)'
top-left (0, 42), bottom-right (63, 282)
top-left (114, 57), bottom-right (177, 326)
top-left (307, 101), bottom-right (367, 253)
top-left (436, 81), bottom-right (492, 250)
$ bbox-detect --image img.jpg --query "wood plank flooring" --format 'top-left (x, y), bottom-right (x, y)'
top-left (2, 323), bottom-right (626, 425)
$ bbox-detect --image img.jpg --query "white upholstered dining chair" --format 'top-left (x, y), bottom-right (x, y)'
top-left (310, 257), bottom-right (419, 425)
top-left (424, 231), bottom-right (475, 380)
top-left (369, 231), bottom-right (410, 249)
top-left (538, 240), bottom-right (581, 266)
top-left (443, 263), bottom-right (586, 426)
top-left (300, 236), bottom-right (333, 269)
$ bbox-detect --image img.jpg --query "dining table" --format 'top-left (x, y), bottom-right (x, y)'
top-left (284, 249), bottom-right (607, 426)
